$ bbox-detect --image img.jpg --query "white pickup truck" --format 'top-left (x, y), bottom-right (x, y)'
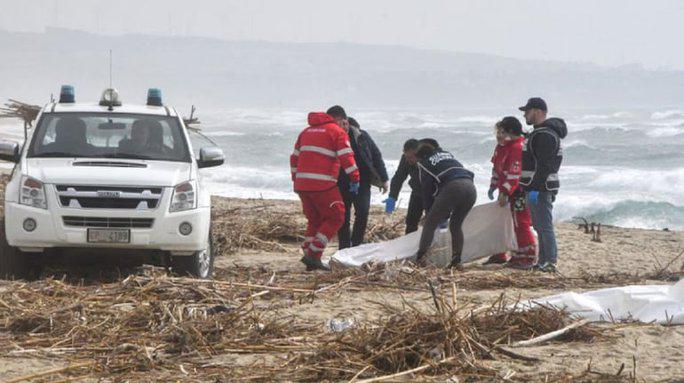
top-left (0, 87), bottom-right (224, 279)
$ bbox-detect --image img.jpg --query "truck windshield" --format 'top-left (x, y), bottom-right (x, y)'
top-left (28, 113), bottom-right (191, 162)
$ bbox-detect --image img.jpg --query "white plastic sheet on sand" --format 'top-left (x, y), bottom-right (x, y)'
top-left (330, 202), bottom-right (517, 268)
top-left (523, 279), bottom-right (684, 325)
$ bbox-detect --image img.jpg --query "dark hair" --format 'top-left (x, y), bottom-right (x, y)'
top-left (403, 138), bottom-right (419, 152)
top-left (347, 117), bottom-right (359, 128)
top-left (418, 138), bottom-right (440, 149)
top-left (416, 142), bottom-right (438, 159)
top-left (326, 105), bottom-right (347, 119)
top-left (498, 116), bottom-right (523, 136)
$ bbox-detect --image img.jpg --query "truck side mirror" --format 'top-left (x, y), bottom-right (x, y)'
top-left (0, 140), bottom-right (20, 163)
top-left (197, 147), bottom-right (225, 169)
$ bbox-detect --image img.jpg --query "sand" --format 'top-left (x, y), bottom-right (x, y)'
top-left (1, 196), bottom-right (683, 382)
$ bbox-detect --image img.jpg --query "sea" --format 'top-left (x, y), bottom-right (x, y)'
top-left (2, 107), bottom-right (684, 230)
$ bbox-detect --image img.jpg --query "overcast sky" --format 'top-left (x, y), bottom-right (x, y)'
top-left (1, 0), bottom-right (683, 70)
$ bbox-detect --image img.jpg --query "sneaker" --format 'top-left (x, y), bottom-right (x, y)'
top-left (540, 263), bottom-right (558, 273)
top-left (300, 255), bottom-right (330, 272)
top-left (507, 258), bottom-right (536, 270)
top-left (483, 253), bottom-right (509, 265)
top-left (531, 262), bottom-right (547, 271)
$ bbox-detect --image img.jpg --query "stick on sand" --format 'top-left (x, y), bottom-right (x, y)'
top-left (511, 318), bottom-right (593, 347)
top-left (4, 361), bottom-right (96, 383)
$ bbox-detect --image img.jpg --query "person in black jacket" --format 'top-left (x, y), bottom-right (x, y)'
top-left (518, 97), bottom-right (567, 273)
top-left (415, 141), bottom-right (476, 268)
top-left (328, 106), bottom-right (389, 249)
top-left (385, 138), bottom-right (442, 234)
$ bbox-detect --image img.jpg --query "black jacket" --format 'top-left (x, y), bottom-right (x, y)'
top-left (338, 127), bottom-right (388, 188)
top-left (389, 155), bottom-right (420, 199)
top-left (418, 150), bottom-right (474, 212)
top-left (520, 118), bottom-right (567, 193)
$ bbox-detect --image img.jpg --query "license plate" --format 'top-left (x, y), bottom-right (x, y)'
top-left (87, 228), bottom-right (130, 243)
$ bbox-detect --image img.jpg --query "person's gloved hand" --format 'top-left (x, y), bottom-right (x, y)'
top-left (497, 192), bottom-right (508, 207)
top-left (438, 219), bottom-right (449, 229)
top-left (527, 190), bottom-right (539, 205)
top-left (349, 182), bottom-right (360, 195)
top-left (488, 187), bottom-right (496, 201)
top-left (383, 197), bottom-right (397, 213)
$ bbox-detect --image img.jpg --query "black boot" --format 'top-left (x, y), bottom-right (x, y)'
top-left (300, 255), bottom-right (330, 272)
top-left (414, 251), bottom-right (428, 267)
top-left (448, 255), bottom-right (463, 271)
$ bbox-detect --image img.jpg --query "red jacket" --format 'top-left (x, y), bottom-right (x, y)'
top-left (490, 137), bottom-right (523, 196)
top-left (291, 112), bottom-right (360, 192)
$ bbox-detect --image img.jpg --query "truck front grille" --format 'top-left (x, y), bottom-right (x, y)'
top-left (56, 185), bottom-right (163, 210)
top-left (63, 216), bottom-right (154, 228)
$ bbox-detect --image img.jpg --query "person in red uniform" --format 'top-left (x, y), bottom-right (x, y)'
top-left (290, 112), bottom-right (361, 271)
top-left (483, 116), bottom-right (537, 269)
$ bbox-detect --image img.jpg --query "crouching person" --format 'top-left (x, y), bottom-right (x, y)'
top-left (290, 112), bottom-right (361, 271)
top-left (483, 117), bottom-right (537, 269)
top-left (415, 141), bottom-right (476, 268)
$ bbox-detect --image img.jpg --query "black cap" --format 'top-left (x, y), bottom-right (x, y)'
top-left (348, 117), bottom-right (359, 128)
top-left (498, 116), bottom-right (523, 136)
top-left (518, 97), bottom-right (547, 112)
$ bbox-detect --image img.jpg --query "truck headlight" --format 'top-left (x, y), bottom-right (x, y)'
top-left (19, 176), bottom-right (47, 209)
top-left (170, 181), bottom-right (196, 212)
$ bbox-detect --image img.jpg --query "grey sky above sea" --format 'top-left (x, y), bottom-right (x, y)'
top-left (1, 0), bottom-right (683, 70)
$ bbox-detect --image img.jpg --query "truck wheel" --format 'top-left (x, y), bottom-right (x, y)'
top-left (170, 234), bottom-right (214, 279)
top-left (0, 220), bottom-right (31, 280)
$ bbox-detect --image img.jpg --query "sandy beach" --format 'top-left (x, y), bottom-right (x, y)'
top-left (0, 193), bottom-right (683, 382)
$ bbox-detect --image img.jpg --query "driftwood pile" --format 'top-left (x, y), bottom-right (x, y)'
top-left (0, 99), bottom-right (40, 126)
top-left (282, 292), bottom-right (603, 382)
top-left (210, 202), bottom-right (405, 255)
top-left (0, 265), bottom-right (610, 382)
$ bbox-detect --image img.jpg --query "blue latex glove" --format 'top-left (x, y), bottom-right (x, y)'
top-left (349, 182), bottom-right (360, 195)
top-left (438, 219), bottom-right (449, 229)
top-left (527, 190), bottom-right (539, 205)
top-left (487, 187), bottom-right (496, 201)
top-left (383, 197), bottom-right (397, 213)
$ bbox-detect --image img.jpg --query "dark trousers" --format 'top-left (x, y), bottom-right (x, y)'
top-left (405, 191), bottom-right (424, 234)
top-left (338, 182), bottom-right (372, 249)
top-left (418, 178), bottom-right (477, 263)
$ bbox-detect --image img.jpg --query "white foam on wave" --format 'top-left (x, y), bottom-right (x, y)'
top-left (203, 131), bottom-right (246, 137)
top-left (567, 122), bottom-right (630, 132)
top-left (201, 109), bottom-right (307, 132)
top-left (651, 110), bottom-right (684, 120)
top-left (645, 126), bottom-right (684, 138)
top-left (580, 111), bottom-right (634, 120)
top-left (453, 115), bottom-right (498, 125)
top-left (587, 167), bottom-right (684, 199)
top-left (200, 164), bottom-right (292, 197)
top-left (564, 140), bottom-right (596, 149)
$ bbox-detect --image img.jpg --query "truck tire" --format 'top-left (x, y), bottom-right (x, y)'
top-left (0, 220), bottom-right (31, 280)
top-left (170, 233), bottom-right (214, 279)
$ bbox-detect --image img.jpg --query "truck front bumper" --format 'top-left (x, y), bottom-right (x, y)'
top-left (5, 202), bottom-right (210, 253)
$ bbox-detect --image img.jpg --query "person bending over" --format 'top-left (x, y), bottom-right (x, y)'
top-left (415, 141), bottom-right (476, 268)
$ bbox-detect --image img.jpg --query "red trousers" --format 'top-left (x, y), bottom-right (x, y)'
top-left (298, 188), bottom-right (345, 259)
top-left (512, 203), bottom-right (536, 256)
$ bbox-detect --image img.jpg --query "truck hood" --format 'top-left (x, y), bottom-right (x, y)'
top-left (25, 158), bottom-right (193, 187)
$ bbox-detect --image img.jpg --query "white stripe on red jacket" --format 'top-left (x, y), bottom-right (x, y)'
top-left (290, 112), bottom-right (361, 192)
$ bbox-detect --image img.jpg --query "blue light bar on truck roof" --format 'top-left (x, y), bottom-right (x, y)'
top-left (59, 85), bottom-right (75, 103)
top-left (147, 88), bottom-right (163, 106)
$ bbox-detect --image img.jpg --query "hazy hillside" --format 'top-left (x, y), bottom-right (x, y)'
top-left (1, 28), bottom-right (683, 109)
